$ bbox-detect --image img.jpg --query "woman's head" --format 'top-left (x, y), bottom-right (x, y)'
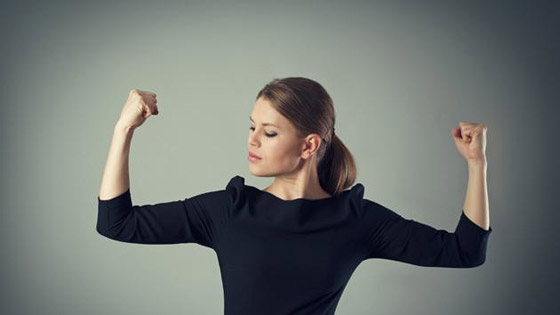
top-left (247, 77), bottom-right (357, 196)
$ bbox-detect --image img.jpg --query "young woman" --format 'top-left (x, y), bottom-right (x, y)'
top-left (97, 77), bottom-right (492, 315)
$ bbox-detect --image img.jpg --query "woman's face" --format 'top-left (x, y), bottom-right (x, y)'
top-left (247, 97), bottom-right (305, 177)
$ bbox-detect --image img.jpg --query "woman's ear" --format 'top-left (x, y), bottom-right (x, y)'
top-left (301, 134), bottom-right (323, 159)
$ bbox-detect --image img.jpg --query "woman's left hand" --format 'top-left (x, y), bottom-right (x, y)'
top-left (451, 121), bottom-right (488, 163)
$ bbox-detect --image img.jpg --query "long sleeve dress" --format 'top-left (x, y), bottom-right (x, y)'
top-left (97, 175), bottom-right (493, 315)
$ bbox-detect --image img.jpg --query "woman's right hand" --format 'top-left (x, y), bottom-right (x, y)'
top-left (117, 89), bottom-right (159, 130)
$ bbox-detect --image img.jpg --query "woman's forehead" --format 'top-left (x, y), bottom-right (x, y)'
top-left (251, 100), bottom-right (284, 127)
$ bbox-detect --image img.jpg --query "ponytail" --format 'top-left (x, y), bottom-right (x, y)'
top-left (318, 134), bottom-right (357, 196)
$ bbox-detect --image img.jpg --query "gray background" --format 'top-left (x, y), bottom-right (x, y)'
top-left (1, 0), bottom-right (558, 314)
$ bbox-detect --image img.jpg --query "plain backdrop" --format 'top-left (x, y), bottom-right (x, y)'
top-left (1, 0), bottom-right (558, 314)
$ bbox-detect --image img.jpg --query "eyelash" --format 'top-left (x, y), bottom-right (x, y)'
top-left (249, 127), bottom-right (276, 137)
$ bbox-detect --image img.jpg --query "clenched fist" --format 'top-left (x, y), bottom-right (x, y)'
top-left (117, 89), bottom-right (159, 130)
top-left (451, 121), bottom-right (487, 163)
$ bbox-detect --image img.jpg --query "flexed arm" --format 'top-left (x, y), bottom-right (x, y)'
top-left (99, 89), bottom-right (159, 200)
top-left (452, 121), bottom-right (490, 231)
top-left (96, 89), bottom-right (234, 247)
top-left (362, 121), bottom-right (492, 267)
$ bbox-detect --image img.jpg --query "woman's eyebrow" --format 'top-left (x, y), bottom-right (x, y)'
top-left (249, 116), bottom-right (279, 128)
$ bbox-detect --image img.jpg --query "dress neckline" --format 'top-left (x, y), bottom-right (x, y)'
top-left (247, 185), bottom-right (340, 203)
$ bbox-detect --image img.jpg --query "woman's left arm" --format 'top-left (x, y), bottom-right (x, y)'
top-left (452, 121), bottom-right (490, 231)
top-left (464, 160), bottom-right (490, 231)
top-left (362, 122), bottom-right (492, 268)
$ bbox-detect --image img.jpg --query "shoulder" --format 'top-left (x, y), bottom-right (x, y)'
top-left (224, 175), bottom-right (247, 209)
top-left (181, 175), bottom-right (246, 211)
top-left (348, 183), bottom-right (402, 223)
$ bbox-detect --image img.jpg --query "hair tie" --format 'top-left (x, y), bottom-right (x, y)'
top-left (322, 127), bottom-right (336, 146)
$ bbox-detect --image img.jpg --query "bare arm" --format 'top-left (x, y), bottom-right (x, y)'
top-left (452, 121), bottom-right (490, 231)
top-left (463, 159), bottom-right (490, 231)
top-left (98, 122), bottom-right (135, 200)
top-left (98, 89), bottom-right (158, 200)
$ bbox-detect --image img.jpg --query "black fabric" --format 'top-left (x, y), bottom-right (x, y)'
top-left (97, 175), bottom-right (493, 315)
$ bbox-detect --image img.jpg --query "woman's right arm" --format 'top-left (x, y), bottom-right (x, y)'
top-left (98, 122), bottom-right (135, 200)
top-left (96, 89), bottom-right (234, 246)
top-left (98, 89), bottom-right (158, 200)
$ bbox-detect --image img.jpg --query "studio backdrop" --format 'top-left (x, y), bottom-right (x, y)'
top-left (1, 0), bottom-right (558, 314)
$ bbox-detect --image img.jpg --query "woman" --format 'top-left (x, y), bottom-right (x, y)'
top-left (97, 77), bottom-right (492, 315)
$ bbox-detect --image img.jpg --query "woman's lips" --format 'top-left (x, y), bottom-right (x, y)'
top-left (248, 152), bottom-right (262, 161)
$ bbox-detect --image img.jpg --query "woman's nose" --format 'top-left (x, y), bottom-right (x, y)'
top-left (248, 139), bottom-right (259, 147)
top-left (248, 135), bottom-right (258, 146)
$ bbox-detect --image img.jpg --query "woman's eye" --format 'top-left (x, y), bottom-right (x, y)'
top-left (249, 127), bottom-right (276, 137)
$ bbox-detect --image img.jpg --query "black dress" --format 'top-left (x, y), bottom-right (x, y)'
top-left (97, 175), bottom-right (493, 315)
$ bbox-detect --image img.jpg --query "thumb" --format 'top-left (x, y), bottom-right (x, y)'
top-left (143, 104), bottom-right (158, 118)
top-left (451, 127), bottom-right (462, 141)
top-left (143, 107), bottom-right (153, 119)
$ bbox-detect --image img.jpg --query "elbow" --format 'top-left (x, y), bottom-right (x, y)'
top-left (96, 207), bottom-right (115, 240)
top-left (463, 252), bottom-right (488, 268)
top-left (96, 211), bottom-right (137, 243)
top-left (97, 201), bottom-right (131, 242)
top-left (96, 223), bottom-right (128, 242)
top-left (453, 232), bottom-right (491, 268)
top-left (96, 220), bottom-right (116, 240)
top-left (96, 211), bottom-right (124, 242)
